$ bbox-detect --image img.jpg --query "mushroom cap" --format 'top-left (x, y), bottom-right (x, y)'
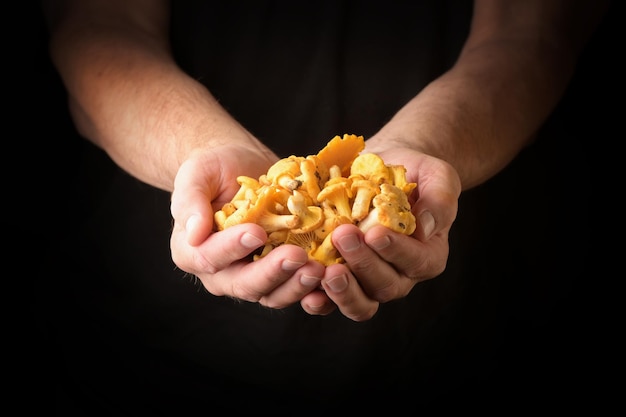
top-left (316, 134), bottom-right (365, 178)
top-left (350, 153), bottom-right (391, 185)
top-left (266, 156), bottom-right (302, 181)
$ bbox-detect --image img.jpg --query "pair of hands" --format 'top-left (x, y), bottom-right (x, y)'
top-left (170, 141), bottom-right (461, 322)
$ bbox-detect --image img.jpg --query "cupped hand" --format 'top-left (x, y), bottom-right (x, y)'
top-left (300, 148), bottom-right (462, 321)
top-left (170, 145), bottom-right (327, 309)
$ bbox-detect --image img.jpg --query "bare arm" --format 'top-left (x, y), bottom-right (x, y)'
top-left (43, 0), bottom-right (272, 191)
top-left (367, 0), bottom-right (609, 189)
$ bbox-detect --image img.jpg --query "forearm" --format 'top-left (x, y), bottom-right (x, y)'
top-left (372, 44), bottom-right (568, 189)
top-left (369, 0), bottom-right (608, 190)
top-left (45, 0), bottom-right (260, 191)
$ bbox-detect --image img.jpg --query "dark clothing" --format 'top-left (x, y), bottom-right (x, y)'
top-left (170, 0), bottom-right (471, 158)
top-left (32, 0), bottom-right (614, 414)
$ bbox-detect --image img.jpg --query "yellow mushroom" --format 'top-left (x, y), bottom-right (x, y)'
top-left (253, 230), bottom-right (290, 261)
top-left (317, 165), bottom-right (353, 221)
top-left (294, 156), bottom-right (324, 204)
top-left (350, 153), bottom-right (391, 185)
top-left (214, 133), bottom-right (418, 266)
top-left (309, 231), bottom-right (343, 266)
top-left (350, 176), bottom-right (379, 221)
top-left (357, 183), bottom-right (416, 235)
top-left (316, 134), bottom-right (365, 178)
top-left (262, 156), bottom-right (303, 190)
top-left (231, 176), bottom-right (262, 202)
top-left (315, 201), bottom-right (351, 241)
top-left (287, 190), bottom-right (324, 234)
top-left (223, 186), bottom-right (299, 233)
top-left (387, 165), bottom-right (417, 195)
top-left (283, 230), bottom-right (319, 254)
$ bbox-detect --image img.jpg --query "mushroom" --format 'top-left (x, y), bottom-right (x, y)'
top-left (254, 230), bottom-right (290, 261)
top-left (387, 165), bottom-right (417, 195)
top-left (309, 231), bottom-right (343, 266)
top-left (223, 186), bottom-right (299, 233)
top-left (213, 133), bottom-right (418, 266)
top-left (284, 230), bottom-right (319, 254)
top-left (287, 190), bottom-right (324, 234)
top-left (357, 183), bottom-right (416, 235)
top-left (262, 156), bottom-right (303, 190)
top-left (231, 175), bottom-right (262, 202)
top-left (317, 165), bottom-right (353, 221)
top-left (350, 153), bottom-right (391, 185)
top-left (315, 201), bottom-right (351, 241)
top-left (350, 176), bottom-right (379, 221)
top-left (316, 133), bottom-right (365, 178)
top-left (214, 202), bottom-right (239, 231)
top-left (294, 156), bottom-right (324, 204)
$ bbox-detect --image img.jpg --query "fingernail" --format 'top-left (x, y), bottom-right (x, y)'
top-left (326, 274), bottom-right (348, 292)
top-left (369, 235), bottom-right (391, 250)
top-left (240, 232), bottom-right (264, 249)
top-left (420, 211), bottom-right (435, 239)
top-left (337, 234), bottom-right (360, 252)
top-left (300, 274), bottom-right (321, 287)
top-left (186, 214), bottom-right (201, 233)
top-left (282, 259), bottom-right (306, 271)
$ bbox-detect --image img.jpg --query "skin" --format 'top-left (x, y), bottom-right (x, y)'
top-left (44, 0), bottom-right (608, 321)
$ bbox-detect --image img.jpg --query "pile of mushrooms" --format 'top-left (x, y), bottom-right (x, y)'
top-left (214, 134), bottom-right (417, 266)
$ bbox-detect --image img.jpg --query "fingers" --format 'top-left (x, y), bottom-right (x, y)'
top-left (256, 250), bottom-right (326, 309)
top-left (363, 225), bottom-right (448, 280)
top-left (319, 263), bottom-right (379, 322)
top-left (300, 290), bottom-right (337, 316)
top-left (213, 244), bottom-right (310, 302)
top-left (332, 225), bottom-right (405, 299)
top-left (172, 222), bottom-right (327, 307)
top-left (171, 222), bottom-right (268, 274)
top-left (331, 223), bottom-right (449, 304)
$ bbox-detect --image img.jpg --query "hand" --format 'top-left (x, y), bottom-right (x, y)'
top-left (170, 145), bottom-right (327, 309)
top-left (300, 148), bottom-right (461, 321)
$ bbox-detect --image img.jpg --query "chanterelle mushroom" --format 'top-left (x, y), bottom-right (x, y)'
top-left (317, 165), bottom-right (353, 221)
top-left (213, 133), bottom-right (417, 267)
top-left (387, 165), bottom-right (417, 195)
top-left (223, 186), bottom-right (298, 233)
top-left (357, 183), bottom-right (416, 235)
top-left (295, 156), bottom-right (326, 204)
top-left (262, 156), bottom-right (303, 190)
top-left (350, 177), bottom-right (379, 221)
top-left (350, 153), bottom-right (391, 185)
top-left (309, 231), bottom-right (343, 266)
top-left (287, 190), bottom-right (324, 234)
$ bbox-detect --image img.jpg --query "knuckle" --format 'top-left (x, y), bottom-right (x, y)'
top-left (230, 280), bottom-right (262, 303)
top-left (370, 282), bottom-right (398, 303)
top-left (191, 250), bottom-right (218, 275)
top-left (347, 255), bottom-right (377, 276)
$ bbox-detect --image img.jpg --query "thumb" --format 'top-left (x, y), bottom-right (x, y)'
top-left (171, 157), bottom-right (216, 247)
top-left (412, 167), bottom-right (461, 242)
